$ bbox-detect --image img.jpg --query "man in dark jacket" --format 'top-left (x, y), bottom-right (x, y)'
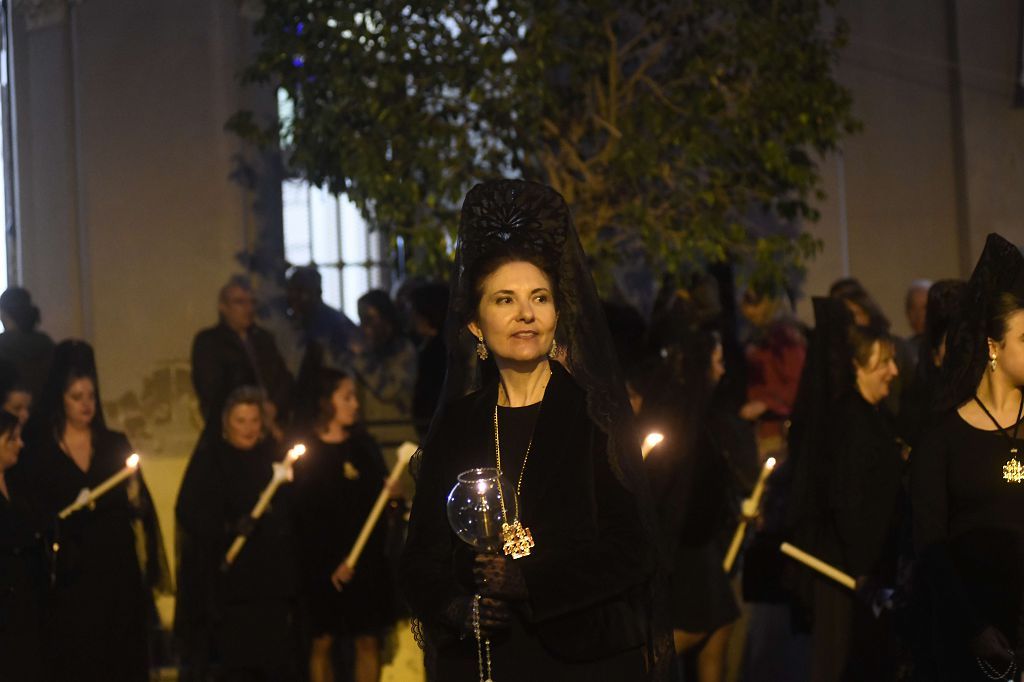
top-left (191, 276), bottom-right (293, 435)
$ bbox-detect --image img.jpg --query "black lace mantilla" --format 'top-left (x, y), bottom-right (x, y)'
top-left (939, 233), bottom-right (1024, 410)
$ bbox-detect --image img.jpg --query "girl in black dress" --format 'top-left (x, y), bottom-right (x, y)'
top-left (401, 180), bottom-right (670, 681)
top-left (175, 386), bottom-right (299, 681)
top-left (21, 339), bottom-right (168, 682)
top-left (292, 368), bottom-right (396, 682)
top-left (0, 409), bottom-right (45, 681)
top-left (912, 233), bottom-right (1024, 681)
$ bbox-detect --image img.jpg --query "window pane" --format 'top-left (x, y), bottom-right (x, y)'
top-left (282, 180), bottom-right (311, 264)
top-left (310, 185), bottom-right (339, 265)
top-left (319, 265), bottom-right (342, 311)
top-left (343, 265), bottom-right (369, 321)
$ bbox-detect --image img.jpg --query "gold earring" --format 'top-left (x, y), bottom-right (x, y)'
top-left (476, 336), bottom-right (489, 361)
top-left (549, 339), bottom-right (559, 359)
top-left (991, 355), bottom-right (998, 372)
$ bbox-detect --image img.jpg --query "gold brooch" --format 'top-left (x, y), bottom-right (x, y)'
top-left (1003, 450), bottom-right (1024, 483)
top-left (343, 461), bottom-right (360, 480)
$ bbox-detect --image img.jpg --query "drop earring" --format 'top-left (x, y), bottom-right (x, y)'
top-left (549, 339), bottom-right (559, 359)
top-left (991, 354), bottom-right (998, 372)
top-left (476, 335), bottom-right (489, 361)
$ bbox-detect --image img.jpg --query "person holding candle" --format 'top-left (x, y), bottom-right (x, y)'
top-left (400, 180), bottom-right (671, 681)
top-left (786, 298), bottom-right (905, 681)
top-left (19, 339), bottom-right (169, 681)
top-left (174, 385), bottom-right (300, 681)
top-left (639, 292), bottom-right (754, 682)
top-left (0, 409), bottom-right (45, 681)
top-left (292, 367), bottom-right (396, 682)
top-left (911, 234), bottom-right (1024, 681)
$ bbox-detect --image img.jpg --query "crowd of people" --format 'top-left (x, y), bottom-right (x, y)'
top-left (0, 178), bottom-right (1020, 682)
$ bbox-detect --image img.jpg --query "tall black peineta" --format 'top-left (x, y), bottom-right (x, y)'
top-left (937, 234), bottom-right (1024, 411)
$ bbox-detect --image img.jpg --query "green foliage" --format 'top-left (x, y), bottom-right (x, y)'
top-left (230, 0), bottom-right (858, 294)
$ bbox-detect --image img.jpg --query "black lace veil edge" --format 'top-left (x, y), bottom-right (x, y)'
top-left (411, 178), bottom-right (674, 679)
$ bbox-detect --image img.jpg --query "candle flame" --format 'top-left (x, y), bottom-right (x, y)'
top-left (476, 479), bottom-right (489, 495)
top-left (641, 432), bottom-right (664, 459)
top-left (766, 457), bottom-right (777, 470)
top-left (126, 453), bottom-right (140, 468)
top-left (289, 443), bottom-right (307, 460)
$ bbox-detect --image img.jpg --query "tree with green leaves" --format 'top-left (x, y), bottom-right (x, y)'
top-left (231, 0), bottom-right (858, 295)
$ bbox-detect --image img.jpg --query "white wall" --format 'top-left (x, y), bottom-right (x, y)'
top-left (799, 0), bottom-right (1024, 335)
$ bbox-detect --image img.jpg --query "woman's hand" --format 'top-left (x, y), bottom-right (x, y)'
top-left (331, 562), bottom-right (355, 591)
top-left (443, 595), bottom-right (512, 638)
top-left (969, 625), bottom-right (1014, 666)
top-left (473, 554), bottom-right (528, 600)
top-left (739, 400), bottom-right (767, 421)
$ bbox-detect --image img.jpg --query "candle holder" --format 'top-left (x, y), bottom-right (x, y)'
top-left (446, 467), bottom-right (513, 682)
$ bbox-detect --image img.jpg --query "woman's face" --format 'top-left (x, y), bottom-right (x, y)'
top-left (63, 377), bottom-right (96, 430)
top-left (855, 341), bottom-right (899, 405)
top-left (468, 261), bottom-right (557, 366)
top-left (3, 390), bottom-right (31, 426)
top-left (991, 310), bottom-right (1024, 385)
top-left (0, 425), bottom-right (23, 471)
top-left (329, 377), bottom-right (360, 429)
top-left (358, 303), bottom-right (393, 349)
top-left (224, 403), bottom-right (263, 450)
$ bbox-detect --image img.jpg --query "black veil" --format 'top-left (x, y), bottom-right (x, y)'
top-left (420, 178), bottom-right (672, 676)
top-left (937, 234), bottom-right (1024, 411)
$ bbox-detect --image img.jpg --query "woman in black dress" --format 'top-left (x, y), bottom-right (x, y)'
top-left (175, 386), bottom-right (299, 681)
top-left (292, 368), bottom-right (396, 682)
top-left (642, 331), bottom-right (744, 681)
top-left (912, 233), bottom-right (1024, 681)
top-left (20, 339), bottom-right (168, 682)
top-left (401, 180), bottom-right (669, 681)
top-left (0, 409), bottom-right (45, 681)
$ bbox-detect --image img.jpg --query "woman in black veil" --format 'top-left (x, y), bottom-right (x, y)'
top-left (400, 179), bottom-right (671, 680)
top-left (911, 233), bottom-right (1024, 681)
top-left (20, 339), bottom-right (170, 681)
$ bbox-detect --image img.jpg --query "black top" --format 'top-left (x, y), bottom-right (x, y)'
top-left (402, 362), bottom-right (652, 676)
top-left (826, 393), bottom-right (905, 578)
top-left (292, 431), bottom-right (395, 635)
top-left (912, 410), bottom-right (1024, 659)
top-left (190, 322), bottom-right (294, 429)
top-left (0, 329), bottom-right (54, 400)
top-left (0, 482), bottom-right (46, 681)
top-left (413, 334), bottom-right (447, 438)
top-left (495, 403), bottom-right (542, 506)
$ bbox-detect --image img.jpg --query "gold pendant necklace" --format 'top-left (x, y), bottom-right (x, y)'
top-left (974, 395), bottom-right (1024, 484)
top-left (1004, 448), bottom-right (1024, 483)
top-left (493, 375), bottom-right (548, 559)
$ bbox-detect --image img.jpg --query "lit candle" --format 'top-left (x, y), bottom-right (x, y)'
top-left (223, 443), bottom-right (305, 568)
top-left (780, 542), bottom-right (856, 590)
top-left (641, 432), bottom-right (664, 459)
top-left (58, 453), bottom-right (140, 520)
top-left (722, 456), bottom-right (776, 573)
top-left (340, 441), bottom-right (417, 575)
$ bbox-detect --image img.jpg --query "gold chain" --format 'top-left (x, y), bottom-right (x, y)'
top-left (493, 404), bottom-right (534, 523)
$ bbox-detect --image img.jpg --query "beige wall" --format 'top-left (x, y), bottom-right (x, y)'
top-left (799, 0), bottom-right (1024, 335)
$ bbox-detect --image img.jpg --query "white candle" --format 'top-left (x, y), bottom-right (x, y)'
top-left (58, 453), bottom-right (140, 520)
top-left (722, 457), bottom-right (776, 573)
top-left (223, 443), bottom-right (305, 568)
top-left (340, 441), bottom-right (417, 573)
top-left (640, 432), bottom-right (664, 459)
top-left (780, 542), bottom-right (856, 590)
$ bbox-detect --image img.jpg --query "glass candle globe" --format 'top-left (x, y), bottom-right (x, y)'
top-left (446, 467), bottom-right (515, 553)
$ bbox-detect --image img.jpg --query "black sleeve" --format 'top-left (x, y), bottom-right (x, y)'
top-left (191, 332), bottom-right (225, 427)
top-left (399, 418), bottom-right (468, 626)
top-left (519, 423), bottom-right (654, 622)
top-left (910, 423), bottom-right (986, 640)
